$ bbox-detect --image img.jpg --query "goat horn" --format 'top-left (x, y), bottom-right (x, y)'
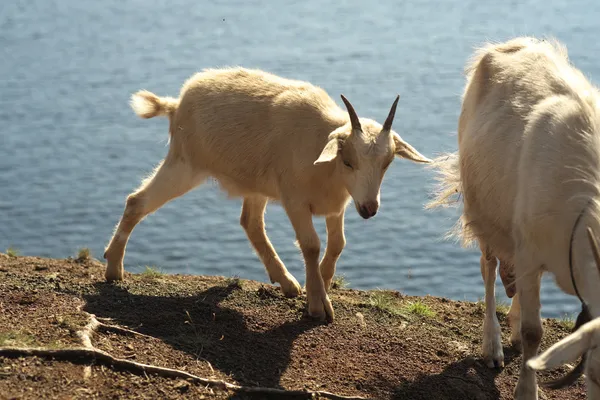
top-left (587, 226), bottom-right (600, 275)
top-left (382, 95), bottom-right (400, 132)
top-left (340, 94), bottom-right (362, 132)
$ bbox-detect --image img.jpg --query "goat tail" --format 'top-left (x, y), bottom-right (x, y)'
top-left (130, 90), bottom-right (179, 119)
top-left (425, 152), bottom-right (475, 247)
top-left (425, 152), bottom-right (462, 210)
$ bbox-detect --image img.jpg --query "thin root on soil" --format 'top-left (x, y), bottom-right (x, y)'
top-left (0, 310), bottom-right (366, 400)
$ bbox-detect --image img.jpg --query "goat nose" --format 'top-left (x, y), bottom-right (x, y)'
top-left (367, 201), bottom-right (379, 214)
top-left (359, 202), bottom-right (378, 219)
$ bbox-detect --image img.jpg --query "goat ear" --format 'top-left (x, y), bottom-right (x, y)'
top-left (393, 134), bottom-right (431, 163)
top-left (314, 138), bottom-right (340, 165)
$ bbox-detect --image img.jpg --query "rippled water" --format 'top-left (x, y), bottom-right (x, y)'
top-left (2, 0), bottom-right (598, 318)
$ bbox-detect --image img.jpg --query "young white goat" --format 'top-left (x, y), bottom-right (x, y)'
top-left (104, 67), bottom-right (430, 322)
top-left (427, 37), bottom-right (600, 399)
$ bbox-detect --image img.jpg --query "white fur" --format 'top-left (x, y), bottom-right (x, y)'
top-left (130, 93), bottom-right (155, 117)
top-left (428, 37), bottom-right (600, 399)
top-left (104, 67), bottom-right (431, 322)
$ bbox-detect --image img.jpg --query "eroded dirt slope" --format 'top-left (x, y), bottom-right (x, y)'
top-left (0, 254), bottom-right (586, 399)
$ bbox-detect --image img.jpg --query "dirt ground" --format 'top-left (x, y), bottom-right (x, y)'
top-left (0, 253), bottom-right (587, 399)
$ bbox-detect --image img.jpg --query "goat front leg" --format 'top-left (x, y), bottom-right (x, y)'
top-left (284, 204), bottom-right (333, 322)
top-left (240, 196), bottom-right (301, 297)
top-left (320, 211), bottom-right (346, 292)
top-left (480, 244), bottom-right (504, 368)
top-left (514, 258), bottom-right (543, 400)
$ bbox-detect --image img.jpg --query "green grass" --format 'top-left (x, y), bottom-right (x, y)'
top-left (368, 291), bottom-right (435, 318)
top-left (54, 314), bottom-right (85, 333)
top-left (476, 297), bottom-right (511, 315)
top-left (496, 300), bottom-right (511, 315)
top-left (557, 314), bottom-right (575, 331)
top-left (0, 331), bottom-right (37, 347)
top-left (368, 290), bottom-right (403, 315)
top-left (331, 274), bottom-right (349, 289)
top-left (226, 275), bottom-right (243, 289)
top-left (77, 247), bottom-right (91, 260)
top-left (402, 300), bottom-right (435, 317)
top-left (140, 266), bottom-right (164, 278)
top-left (6, 247), bottom-right (20, 257)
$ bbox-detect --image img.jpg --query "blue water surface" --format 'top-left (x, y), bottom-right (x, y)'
top-left (2, 0), bottom-right (595, 318)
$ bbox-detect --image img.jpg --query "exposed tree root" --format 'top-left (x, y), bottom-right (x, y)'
top-left (0, 311), bottom-right (366, 400)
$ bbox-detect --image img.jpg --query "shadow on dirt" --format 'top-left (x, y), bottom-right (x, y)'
top-left (83, 281), bottom-right (320, 390)
top-left (389, 349), bottom-right (521, 400)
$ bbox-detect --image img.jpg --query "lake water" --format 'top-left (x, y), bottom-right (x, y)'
top-left (2, 0), bottom-right (597, 318)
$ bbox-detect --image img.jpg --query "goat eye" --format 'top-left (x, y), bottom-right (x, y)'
top-left (343, 160), bottom-right (353, 169)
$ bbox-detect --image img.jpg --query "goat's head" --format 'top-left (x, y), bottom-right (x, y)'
top-left (314, 95), bottom-right (431, 219)
top-left (528, 226), bottom-right (600, 398)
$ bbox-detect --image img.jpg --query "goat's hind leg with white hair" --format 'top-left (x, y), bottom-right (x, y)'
top-left (480, 243), bottom-right (521, 368)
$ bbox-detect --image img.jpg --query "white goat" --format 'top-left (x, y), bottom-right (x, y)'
top-left (103, 67), bottom-right (431, 322)
top-left (427, 36), bottom-right (600, 399)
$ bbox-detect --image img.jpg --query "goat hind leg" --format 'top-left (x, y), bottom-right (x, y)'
top-left (480, 244), bottom-right (504, 368)
top-left (240, 196), bottom-right (301, 297)
top-left (104, 158), bottom-right (207, 281)
top-left (499, 258), bottom-right (521, 348)
top-left (508, 292), bottom-right (522, 350)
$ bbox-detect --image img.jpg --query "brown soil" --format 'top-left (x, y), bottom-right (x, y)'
top-left (0, 253), bottom-right (587, 400)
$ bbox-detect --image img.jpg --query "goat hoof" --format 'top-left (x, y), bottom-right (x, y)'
top-left (279, 274), bottom-right (302, 298)
top-left (105, 261), bottom-right (124, 282)
top-left (307, 293), bottom-right (334, 323)
top-left (483, 319), bottom-right (504, 369)
top-left (485, 357), bottom-right (505, 369)
top-left (483, 346), bottom-right (504, 369)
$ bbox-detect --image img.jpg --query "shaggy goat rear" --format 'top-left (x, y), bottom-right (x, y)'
top-left (428, 37), bottom-right (600, 399)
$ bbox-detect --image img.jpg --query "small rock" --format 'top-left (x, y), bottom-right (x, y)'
top-left (174, 380), bottom-right (190, 393)
top-left (448, 340), bottom-right (470, 356)
top-left (125, 344), bottom-right (134, 351)
top-left (355, 312), bottom-right (366, 328)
